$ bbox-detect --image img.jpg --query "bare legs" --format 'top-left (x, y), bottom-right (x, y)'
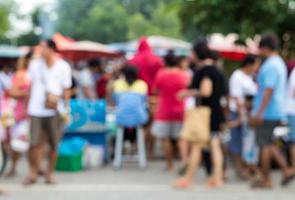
top-left (255, 144), bottom-right (294, 187)
top-left (208, 137), bottom-right (224, 187)
top-left (46, 146), bottom-right (57, 183)
top-left (25, 145), bottom-right (42, 183)
top-left (6, 151), bottom-right (20, 177)
top-left (231, 154), bottom-right (248, 179)
top-left (144, 125), bottom-right (155, 160)
top-left (179, 139), bottom-right (190, 166)
top-left (270, 145), bottom-right (294, 178)
top-left (175, 144), bottom-right (202, 188)
top-left (162, 139), bottom-right (174, 171)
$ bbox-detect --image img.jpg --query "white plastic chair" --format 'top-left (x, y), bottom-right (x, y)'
top-left (113, 127), bottom-right (147, 169)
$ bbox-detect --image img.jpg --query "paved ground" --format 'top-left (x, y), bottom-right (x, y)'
top-left (1, 160), bottom-right (295, 200)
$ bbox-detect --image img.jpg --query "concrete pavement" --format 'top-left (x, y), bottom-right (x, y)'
top-left (1, 160), bottom-right (295, 200)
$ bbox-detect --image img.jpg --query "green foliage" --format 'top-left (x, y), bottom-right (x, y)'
top-left (56, 0), bottom-right (98, 39)
top-left (127, 2), bottom-right (182, 39)
top-left (179, 0), bottom-right (295, 54)
top-left (77, 0), bottom-right (129, 43)
top-left (16, 31), bottom-right (39, 46)
top-left (127, 13), bottom-right (153, 39)
top-left (121, 0), bottom-right (158, 19)
top-left (149, 2), bottom-right (181, 38)
top-left (0, 2), bottom-right (10, 41)
top-left (12, 0), bottom-right (295, 55)
top-left (56, 0), bottom-right (182, 42)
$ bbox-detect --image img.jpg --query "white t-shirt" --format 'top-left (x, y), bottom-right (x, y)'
top-left (78, 68), bottom-right (96, 99)
top-left (287, 68), bottom-right (295, 115)
top-left (229, 70), bottom-right (257, 112)
top-left (28, 58), bottom-right (72, 117)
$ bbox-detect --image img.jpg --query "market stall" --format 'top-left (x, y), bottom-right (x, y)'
top-left (208, 33), bottom-right (258, 61)
top-left (109, 35), bottom-right (192, 58)
top-left (0, 45), bottom-right (27, 68)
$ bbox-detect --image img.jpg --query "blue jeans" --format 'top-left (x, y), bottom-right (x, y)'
top-left (288, 116), bottom-right (295, 142)
top-left (228, 112), bottom-right (243, 155)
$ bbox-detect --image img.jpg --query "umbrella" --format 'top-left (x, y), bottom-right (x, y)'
top-left (109, 35), bottom-right (192, 57)
top-left (59, 41), bottom-right (121, 61)
top-left (0, 45), bottom-right (26, 58)
top-left (145, 35), bottom-right (191, 51)
top-left (208, 33), bottom-right (258, 61)
top-left (52, 32), bottom-right (75, 49)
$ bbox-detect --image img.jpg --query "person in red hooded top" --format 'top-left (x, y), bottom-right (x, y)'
top-left (128, 37), bottom-right (164, 95)
top-left (128, 37), bottom-right (164, 159)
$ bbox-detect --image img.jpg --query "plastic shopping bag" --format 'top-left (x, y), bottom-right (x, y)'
top-left (10, 120), bottom-right (30, 153)
top-left (242, 125), bottom-right (259, 165)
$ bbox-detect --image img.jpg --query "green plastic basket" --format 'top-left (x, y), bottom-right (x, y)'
top-left (55, 153), bottom-right (83, 172)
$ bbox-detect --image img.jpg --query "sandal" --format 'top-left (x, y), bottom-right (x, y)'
top-left (45, 176), bottom-right (57, 185)
top-left (23, 176), bottom-right (37, 186)
top-left (174, 178), bottom-right (192, 189)
top-left (207, 178), bottom-right (224, 188)
top-left (251, 180), bottom-right (272, 189)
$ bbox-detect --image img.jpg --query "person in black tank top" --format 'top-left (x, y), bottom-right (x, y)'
top-left (191, 65), bottom-right (226, 133)
top-left (175, 39), bottom-right (226, 189)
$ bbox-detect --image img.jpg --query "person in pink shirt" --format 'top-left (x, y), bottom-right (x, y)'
top-left (152, 51), bottom-right (190, 171)
top-left (6, 51), bottom-right (32, 177)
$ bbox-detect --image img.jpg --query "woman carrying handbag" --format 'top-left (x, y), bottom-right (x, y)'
top-left (175, 40), bottom-right (227, 189)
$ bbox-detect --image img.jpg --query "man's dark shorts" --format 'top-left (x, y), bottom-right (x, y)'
top-left (255, 121), bottom-right (280, 147)
top-left (30, 115), bottom-right (64, 149)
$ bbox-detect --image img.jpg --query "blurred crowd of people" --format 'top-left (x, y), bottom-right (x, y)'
top-left (1, 33), bottom-right (295, 193)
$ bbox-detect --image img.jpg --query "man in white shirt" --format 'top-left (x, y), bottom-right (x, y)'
top-left (287, 67), bottom-right (295, 171)
top-left (78, 59), bottom-right (102, 99)
top-left (24, 40), bottom-right (72, 185)
top-left (228, 55), bottom-right (259, 178)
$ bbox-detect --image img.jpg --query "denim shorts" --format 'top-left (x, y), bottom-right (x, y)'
top-left (151, 121), bottom-right (182, 140)
top-left (228, 112), bottom-right (243, 155)
top-left (288, 116), bottom-right (295, 142)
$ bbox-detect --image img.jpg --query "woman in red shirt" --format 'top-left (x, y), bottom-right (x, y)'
top-left (152, 51), bottom-right (190, 171)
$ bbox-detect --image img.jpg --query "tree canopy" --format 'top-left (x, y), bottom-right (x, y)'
top-left (1, 0), bottom-right (295, 55)
top-left (179, 0), bottom-right (295, 54)
top-left (0, 1), bottom-right (11, 42)
top-left (56, 0), bottom-right (182, 43)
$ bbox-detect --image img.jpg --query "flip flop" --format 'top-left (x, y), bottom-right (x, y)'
top-left (251, 180), bottom-right (272, 189)
top-left (23, 176), bottom-right (37, 186)
top-left (281, 174), bottom-right (295, 187)
top-left (207, 178), bottom-right (224, 188)
top-left (174, 178), bottom-right (192, 189)
top-left (45, 177), bottom-right (57, 185)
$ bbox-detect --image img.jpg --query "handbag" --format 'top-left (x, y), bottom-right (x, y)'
top-left (40, 64), bottom-right (61, 110)
top-left (180, 106), bottom-right (211, 145)
top-left (45, 93), bottom-right (61, 110)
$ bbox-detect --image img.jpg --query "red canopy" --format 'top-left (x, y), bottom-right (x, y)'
top-left (52, 33), bottom-right (120, 61)
top-left (208, 33), bottom-right (258, 61)
top-left (59, 41), bottom-right (120, 61)
top-left (52, 33), bottom-right (75, 49)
